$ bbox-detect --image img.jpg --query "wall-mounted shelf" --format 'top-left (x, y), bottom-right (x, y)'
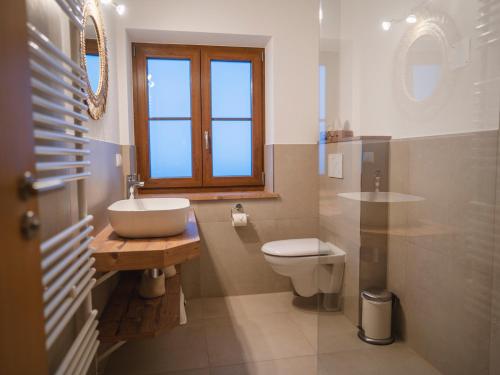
top-left (98, 270), bottom-right (180, 343)
top-left (337, 192), bottom-right (424, 203)
top-left (91, 209), bottom-right (200, 272)
top-left (322, 135), bottom-right (392, 144)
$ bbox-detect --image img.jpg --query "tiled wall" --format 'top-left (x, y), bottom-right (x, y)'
top-left (116, 143), bottom-right (318, 298)
top-left (182, 144), bottom-right (319, 298)
top-left (319, 132), bottom-right (500, 374)
top-left (319, 139), bottom-right (391, 326)
top-left (319, 141), bottom-right (362, 325)
top-left (87, 139), bottom-right (125, 315)
top-left (87, 140), bottom-right (125, 232)
top-left (387, 131), bottom-right (499, 375)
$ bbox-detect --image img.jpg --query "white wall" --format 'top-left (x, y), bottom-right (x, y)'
top-left (325, 0), bottom-right (499, 139)
top-left (113, 0), bottom-right (320, 145)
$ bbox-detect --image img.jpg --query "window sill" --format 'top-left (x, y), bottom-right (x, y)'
top-left (140, 190), bottom-right (280, 202)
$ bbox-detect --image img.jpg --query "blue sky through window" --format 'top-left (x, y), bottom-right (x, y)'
top-left (86, 54), bottom-right (100, 93)
top-left (147, 58), bottom-right (192, 179)
top-left (319, 64), bottom-right (326, 175)
top-left (147, 58), bottom-right (191, 118)
top-left (212, 121), bottom-right (252, 177)
top-left (211, 61), bottom-right (251, 118)
top-left (211, 60), bottom-right (252, 177)
top-left (149, 120), bottom-right (192, 178)
top-left (146, 57), bottom-right (254, 179)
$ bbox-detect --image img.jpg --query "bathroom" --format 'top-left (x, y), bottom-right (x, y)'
top-left (1, 0), bottom-right (499, 374)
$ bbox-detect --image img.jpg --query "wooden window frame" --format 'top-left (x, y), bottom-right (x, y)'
top-left (85, 39), bottom-right (99, 55)
top-left (132, 43), bottom-right (265, 191)
top-left (133, 44), bottom-right (202, 188)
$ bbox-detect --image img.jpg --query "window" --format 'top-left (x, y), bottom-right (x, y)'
top-left (318, 64), bottom-right (326, 175)
top-left (132, 44), bottom-right (264, 191)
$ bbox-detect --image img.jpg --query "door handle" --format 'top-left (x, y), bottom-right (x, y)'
top-left (204, 131), bottom-right (210, 151)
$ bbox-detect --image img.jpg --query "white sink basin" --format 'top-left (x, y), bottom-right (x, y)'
top-left (108, 198), bottom-right (190, 238)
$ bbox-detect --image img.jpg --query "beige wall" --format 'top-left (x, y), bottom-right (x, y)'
top-left (87, 140), bottom-right (124, 318)
top-left (87, 140), bottom-right (124, 233)
top-left (387, 131), bottom-right (498, 375)
top-left (182, 144), bottom-right (319, 298)
top-left (120, 145), bottom-right (320, 299)
top-left (319, 141), bottom-right (361, 325)
top-left (319, 131), bottom-right (499, 374)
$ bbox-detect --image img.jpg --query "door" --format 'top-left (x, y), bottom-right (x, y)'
top-left (0, 0), bottom-right (48, 374)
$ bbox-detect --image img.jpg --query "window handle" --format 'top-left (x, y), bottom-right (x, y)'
top-left (204, 130), bottom-right (210, 151)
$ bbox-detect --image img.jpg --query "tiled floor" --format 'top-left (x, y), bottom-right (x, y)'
top-left (103, 292), bottom-right (441, 375)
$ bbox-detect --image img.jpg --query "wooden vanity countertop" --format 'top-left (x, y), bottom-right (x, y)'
top-left (91, 209), bottom-right (200, 272)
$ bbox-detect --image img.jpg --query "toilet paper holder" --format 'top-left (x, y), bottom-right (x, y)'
top-left (232, 203), bottom-right (244, 214)
top-left (231, 203), bottom-right (249, 227)
top-left (231, 203), bottom-right (248, 217)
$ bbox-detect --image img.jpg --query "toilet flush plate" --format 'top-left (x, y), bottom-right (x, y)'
top-left (328, 153), bottom-right (343, 179)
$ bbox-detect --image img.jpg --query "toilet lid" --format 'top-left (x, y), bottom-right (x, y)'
top-left (261, 238), bottom-right (332, 257)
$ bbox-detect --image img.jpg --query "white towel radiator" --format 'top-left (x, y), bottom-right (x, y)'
top-left (28, 0), bottom-right (99, 373)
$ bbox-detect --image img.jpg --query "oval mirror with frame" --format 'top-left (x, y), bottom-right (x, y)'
top-left (81, 0), bottom-right (108, 120)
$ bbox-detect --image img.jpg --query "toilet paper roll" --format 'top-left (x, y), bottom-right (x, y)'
top-left (232, 212), bottom-right (248, 227)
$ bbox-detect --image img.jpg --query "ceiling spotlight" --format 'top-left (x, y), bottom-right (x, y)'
top-left (116, 4), bottom-right (126, 15)
top-left (406, 14), bottom-right (417, 24)
top-left (381, 20), bottom-right (392, 31)
top-left (101, 0), bottom-right (111, 4)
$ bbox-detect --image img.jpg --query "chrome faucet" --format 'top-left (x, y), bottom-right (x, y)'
top-left (127, 174), bottom-right (144, 199)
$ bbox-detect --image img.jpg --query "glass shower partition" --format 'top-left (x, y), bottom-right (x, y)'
top-left (317, 0), bottom-right (500, 374)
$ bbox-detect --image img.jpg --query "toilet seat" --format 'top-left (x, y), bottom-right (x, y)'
top-left (261, 238), bottom-right (333, 257)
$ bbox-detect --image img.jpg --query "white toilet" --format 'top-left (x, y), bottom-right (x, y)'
top-left (262, 238), bottom-right (346, 297)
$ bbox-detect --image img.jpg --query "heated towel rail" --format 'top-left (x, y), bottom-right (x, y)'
top-left (28, 0), bottom-right (99, 373)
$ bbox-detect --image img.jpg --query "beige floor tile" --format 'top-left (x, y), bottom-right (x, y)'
top-left (105, 321), bottom-right (209, 374)
top-left (318, 330), bottom-right (376, 355)
top-left (209, 356), bottom-right (317, 375)
top-left (318, 350), bottom-right (379, 375)
top-left (201, 292), bottom-right (294, 319)
top-left (104, 292), bottom-right (441, 375)
top-left (318, 346), bottom-right (441, 375)
top-left (289, 305), bottom-right (359, 352)
top-left (372, 345), bottom-right (442, 375)
top-left (317, 313), bottom-right (367, 354)
top-left (204, 313), bottom-right (315, 367)
top-left (287, 307), bottom-right (319, 347)
top-left (185, 298), bottom-right (205, 322)
top-left (164, 369), bottom-right (211, 375)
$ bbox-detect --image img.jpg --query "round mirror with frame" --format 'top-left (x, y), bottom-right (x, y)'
top-left (81, 0), bottom-right (108, 120)
top-left (394, 10), bottom-right (459, 119)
